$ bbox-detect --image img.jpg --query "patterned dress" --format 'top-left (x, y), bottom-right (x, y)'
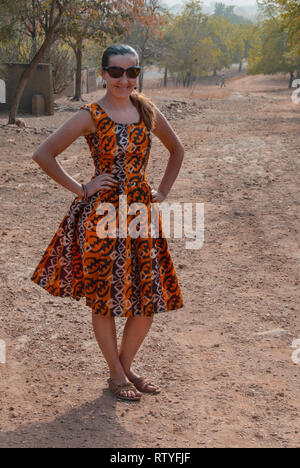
top-left (30, 101), bottom-right (184, 316)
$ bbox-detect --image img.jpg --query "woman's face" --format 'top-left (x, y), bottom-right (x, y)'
top-left (101, 53), bottom-right (138, 98)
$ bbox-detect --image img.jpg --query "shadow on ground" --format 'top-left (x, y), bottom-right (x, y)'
top-left (0, 389), bottom-right (138, 448)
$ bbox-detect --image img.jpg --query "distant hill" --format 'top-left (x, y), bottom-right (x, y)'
top-left (161, 0), bottom-right (183, 13)
top-left (161, 0), bottom-right (259, 20)
top-left (233, 4), bottom-right (259, 20)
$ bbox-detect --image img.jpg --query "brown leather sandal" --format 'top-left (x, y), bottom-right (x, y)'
top-left (129, 376), bottom-right (161, 394)
top-left (107, 378), bottom-right (142, 401)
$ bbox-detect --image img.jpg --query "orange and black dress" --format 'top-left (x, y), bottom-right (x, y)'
top-left (30, 102), bottom-right (184, 316)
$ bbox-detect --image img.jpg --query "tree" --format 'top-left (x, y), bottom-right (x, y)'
top-left (247, 18), bottom-right (300, 87)
top-left (161, 1), bottom-right (218, 87)
top-left (257, 0), bottom-right (300, 54)
top-left (207, 14), bottom-right (237, 74)
top-left (58, 0), bottom-right (110, 101)
top-left (3, 0), bottom-right (65, 124)
top-left (2, 0), bottom-right (148, 120)
top-left (0, 0), bottom-right (19, 44)
top-left (235, 23), bottom-right (257, 72)
top-left (255, 0), bottom-right (300, 84)
top-left (212, 2), bottom-right (255, 72)
top-left (151, 10), bottom-right (176, 88)
top-left (0, 0), bottom-right (30, 81)
top-left (120, 0), bottom-right (168, 92)
top-left (57, 0), bottom-right (150, 100)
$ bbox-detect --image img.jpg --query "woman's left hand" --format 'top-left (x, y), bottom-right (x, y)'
top-left (151, 189), bottom-right (166, 203)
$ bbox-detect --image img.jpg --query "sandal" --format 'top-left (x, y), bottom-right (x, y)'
top-left (107, 378), bottom-right (142, 401)
top-left (129, 376), bottom-right (161, 394)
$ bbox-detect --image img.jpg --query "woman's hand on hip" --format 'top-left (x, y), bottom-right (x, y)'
top-left (151, 189), bottom-right (166, 203)
top-left (86, 173), bottom-right (118, 197)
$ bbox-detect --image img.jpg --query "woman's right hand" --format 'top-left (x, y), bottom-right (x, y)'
top-left (86, 173), bottom-right (118, 197)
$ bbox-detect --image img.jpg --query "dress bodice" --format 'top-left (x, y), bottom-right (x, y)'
top-left (80, 102), bottom-right (152, 189)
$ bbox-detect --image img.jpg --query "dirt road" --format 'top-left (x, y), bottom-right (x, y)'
top-left (0, 72), bottom-right (299, 448)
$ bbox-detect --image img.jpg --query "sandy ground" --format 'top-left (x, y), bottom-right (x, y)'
top-left (0, 71), bottom-right (299, 448)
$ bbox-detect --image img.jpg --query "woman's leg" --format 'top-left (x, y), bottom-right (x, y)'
top-left (118, 315), bottom-right (160, 392)
top-left (92, 312), bottom-right (141, 398)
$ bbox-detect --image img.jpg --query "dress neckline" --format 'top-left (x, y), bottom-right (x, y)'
top-left (94, 101), bottom-right (142, 126)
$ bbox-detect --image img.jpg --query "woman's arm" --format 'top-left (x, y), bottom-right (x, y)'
top-left (151, 106), bottom-right (184, 201)
top-left (32, 109), bottom-right (96, 197)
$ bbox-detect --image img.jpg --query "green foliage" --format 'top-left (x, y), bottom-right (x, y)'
top-left (0, 0), bottom-right (22, 44)
top-left (247, 18), bottom-right (299, 74)
top-left (0, 0), bottom-right (64, 63)
top-left (58, 0), bottom-right (112, 51)
top-left (257, 0), bottom-right (300, 55)
top-left (0, 36), bottom-right (33, 63)
top-left (206, 14), bottom-right (254, 70)
top-left (207, 15), bottom-right (237, 69)
top-left (164, 1), bottom-right (216, 85)
top-left (149, 0), bottom-right (257, 86)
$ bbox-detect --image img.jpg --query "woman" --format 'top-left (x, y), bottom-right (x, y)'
top-left (31, 44), bottom-right (184, 402)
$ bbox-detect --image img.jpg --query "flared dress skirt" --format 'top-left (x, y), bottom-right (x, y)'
top-left (30, 102), bottom-right (184, 316)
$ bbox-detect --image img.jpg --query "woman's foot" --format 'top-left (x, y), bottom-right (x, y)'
top-left (108, 376), bottom-right (142, 400)
top-left (126, 370), bottom-right (161, 394)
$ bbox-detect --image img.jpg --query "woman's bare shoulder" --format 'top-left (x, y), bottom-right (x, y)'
top-left (32, 107), bottom-right (97, 159)
top-left (78, 104), bottom-right (97, 135)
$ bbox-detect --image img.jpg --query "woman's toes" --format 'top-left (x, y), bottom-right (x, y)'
top-left (146, 383), bottom-right (158, 391)
top-left (120, 389), bottom-right (139, 399)
top-left (148, 384), bottom-right (160, 392)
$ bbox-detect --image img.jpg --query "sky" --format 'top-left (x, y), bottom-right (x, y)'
top-left (162, 0), bottom-right (259, 18)
top-left (163, 0), bottom-right (257, 5)
top-left (206, 0), bottom-right (257, 5)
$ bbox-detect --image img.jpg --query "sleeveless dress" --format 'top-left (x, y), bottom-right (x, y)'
top-left (30, 101), bottom-right (184, 317)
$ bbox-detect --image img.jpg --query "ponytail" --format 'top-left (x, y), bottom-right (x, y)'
top-left (130, 90), bottom-right (157, 131)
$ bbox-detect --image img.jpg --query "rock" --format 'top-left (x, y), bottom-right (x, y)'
top-left (255, 328), bottom-right (291, 337)
top-left (15, 118), bottom-right (26, 128)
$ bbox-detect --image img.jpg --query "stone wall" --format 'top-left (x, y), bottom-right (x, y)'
top-left (0, 79), bottom-right (5, 103)
top-left (0, 63), bottom-right (53, 114)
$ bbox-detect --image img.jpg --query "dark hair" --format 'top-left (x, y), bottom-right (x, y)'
top-left (101, 44), bottom-right (157, 131)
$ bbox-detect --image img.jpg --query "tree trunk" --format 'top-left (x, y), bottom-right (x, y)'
top-left (31, 27), bottom-right (37, 60)
top-left (163, 66), bottom-right (168, 88)
top-left (186, 71), bottom-right (191, 88)
top-left (138, 68), bottom-right (144, 93)
top-left (73, 43), bottom-right (83, 101)
top-left (239, 61), bottom-right (242, 72)
top-left (8, 0), bottom-right (63, 124)
top-left (289, 71), bottom-right (294, 89)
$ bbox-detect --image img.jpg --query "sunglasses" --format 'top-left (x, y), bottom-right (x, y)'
top-left (103, 66), bottom-right (141, 79)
